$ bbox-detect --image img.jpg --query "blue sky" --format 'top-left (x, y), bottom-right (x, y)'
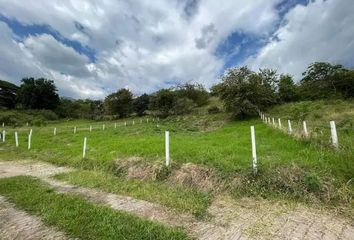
top-left (0, 0), bottom-right (353, 99)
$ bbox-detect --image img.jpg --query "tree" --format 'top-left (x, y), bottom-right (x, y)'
top-left (0, 80), bottom-right (19, 109)
top-left (218, 67), bottom-right (278, 119)
top-left (56, 99), bottom-right (104, 119)
top-left (332, 70), bottom-right (354, 98)
top-left (149, 89), bottom-right (176, 117)
top-left (17, 78), bottom-right (60, 110)
top-left (278, 74), bottom-right (298, 102)
top-left (175, 83), bottom-right (209, 106)
top-left (172, 97), bottom-right (196, 115)
top-left (133, 93), bottom-right (150, 116)
top-left (299, 62), bottom-right (347, 99)
top-left (210, 83), bottom-right (223, 96)
top-left (104, 88), bottom-right (133, 118)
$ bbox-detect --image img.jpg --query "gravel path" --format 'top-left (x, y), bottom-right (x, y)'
top-left (0, 160), bottom-right (353, 240)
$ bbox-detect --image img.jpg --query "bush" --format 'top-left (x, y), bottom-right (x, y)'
top-left (172, 97), bottom-right (196, 115)
top-left (0, 110), bottom-right (58, 127)
top-left (175, 83), bottom-right (209, 107)
top-left (207, 106), bottom-right (220, 114)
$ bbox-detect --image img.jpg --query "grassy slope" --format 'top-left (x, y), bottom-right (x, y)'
top-left (0, 176), bottom-right (191, 240)
top-left (0, 117), bottom-right (352, 179)
top-left (0, 100), bottom-right (353, 216)
top-left (267, 99), bottom-right (354, 148)
top-left (267, 99), bottom-right (354, 127)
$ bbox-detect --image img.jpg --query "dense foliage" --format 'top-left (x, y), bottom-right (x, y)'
top-left (104, 88), bottom-right (134, 118)
top-left (215, 67), bottom-right (278, 119)
top-left (133, 93), bottom-right (150, 116)
top-left (0, 80), bottom-right (19, 109)
top-left (17, 78), bottom-right (60, 110)
top-left (214, 62), bottom-right (354, 118)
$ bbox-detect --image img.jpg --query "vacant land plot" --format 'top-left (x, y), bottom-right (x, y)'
top-left (0, 113), bottom-right (353, 239)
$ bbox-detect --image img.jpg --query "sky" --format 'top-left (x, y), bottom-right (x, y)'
top-left (0, 0), bottom-right (353, 99)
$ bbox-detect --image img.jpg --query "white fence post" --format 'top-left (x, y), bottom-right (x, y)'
top-left (2, 130), bottom-right (5, 142)
top-left (133, 120), bottom-right (135, 125)
top-left (102, 124), bottom-right (105, 130)
top-left (29, 129), bottom-right (33, 137)
top-left (268, 117), bottom-right (271, 124)
top-left (2, 122), bottom-right (4, 127)
top-left (288, 120), bottom-right (293, 134)
top-left (278, 118), bottom-right (282, 129)
top-left (89, 126), bottom-right (92, 132)
top-left (250, 126), bottom-right (257, 175)
top-left (147, 118), bottom-right (149, 123)
top-left (125, 121), bottom-right (127, 126)
top-left (82, 137), bottom-right (87, 159)
top-left (15, 132), bottom-right (19, 147)
top-left (303, 121), bottom-right (308, 137)
top-left (54, 127), bottom-right (57, 136)
top-left (114, 123), bottom-right (117, 129)
top-left (74, 126), bottom-right (77, 134)
top-left (330, 121), bottom-right (338, 148)
top-left (165, 131), bottom-right (170, 167)
top-left (26, 122), bottom-right (29, 126)
top-left (28, 133), bottom-right (31, 150)
top-left (272, 118), bottom-right (275, 126)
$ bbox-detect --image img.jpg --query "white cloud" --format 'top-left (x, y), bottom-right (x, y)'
top-left (2, 0), bottom-right (352, 98)
top-left (0, 22), bottom-right (42, 82)
top-left (245, 0), bottom-right (354, 80)
top-left (22, 34), bottom-right (91, 77)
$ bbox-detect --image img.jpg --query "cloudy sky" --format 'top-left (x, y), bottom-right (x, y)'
top-left (0, 0), bottom-right (353, 99)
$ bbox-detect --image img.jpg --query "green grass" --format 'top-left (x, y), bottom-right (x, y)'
top-left (267, 99), bottom-right (354, 148)
top-left (0, 117), bottom-right (352, 179)
top-left (54, 170), bottom-right (211, 217)
top-left (0, 176), bottom-right (191, 240)
top-left (0, 106), bottom-right (353, 215)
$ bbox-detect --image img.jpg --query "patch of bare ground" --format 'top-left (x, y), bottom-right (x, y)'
top-left (0, 196), bottom-right (67, 240)
top-left (1, 161), bottom-right (354, 240)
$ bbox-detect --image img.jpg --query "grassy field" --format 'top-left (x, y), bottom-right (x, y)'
top-left (0, 176), bottom-right (190, 240)
top-left (267, 99), bottom-right (354, 148)
top-left (0, 100), bottom-right (353, 219)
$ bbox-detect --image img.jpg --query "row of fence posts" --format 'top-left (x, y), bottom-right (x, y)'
top-left (1, 117), bottom-right (259, 175)
top-left (259, 112), bottom-right (339, 148)
top-left (0, 129), bottom-right (31, 149)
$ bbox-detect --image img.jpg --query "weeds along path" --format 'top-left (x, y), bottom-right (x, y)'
top-left (0, 196), bottom-right (67, 240)
top-left (0, 160), bottom-right (354, 240)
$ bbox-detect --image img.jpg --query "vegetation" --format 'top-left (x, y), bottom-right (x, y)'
top-left (0, 61), bottom-right (353, 224)
top-left (133, 93), bottom-right (150, 116)
top-left (104, 88), bottom-right (134, 118)
top-left (17, 78), bottom-right (60, 110)
top-left (0, 109), bottom-right (59, 127)
top-left (215, 67), bottom-right (278, 119)
top-left (1, 61), bottom-right (353, 122)
top-left (56, 98), bottom-right (103, 119)
top-left (0, 79), bottom-right (19, 109)
top-left (0, 176), bottom-right (191, 240)
top-left (0, 103), bottom-right (352, 217)
top-left (54, 170), bottom-right (211, 216)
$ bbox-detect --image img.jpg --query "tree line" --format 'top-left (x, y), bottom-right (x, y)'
top-left (0, 62), bottom-right (353, 120)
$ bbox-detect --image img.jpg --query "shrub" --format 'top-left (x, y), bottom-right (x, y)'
top-left (207, 106), bottom-right (220, 114)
